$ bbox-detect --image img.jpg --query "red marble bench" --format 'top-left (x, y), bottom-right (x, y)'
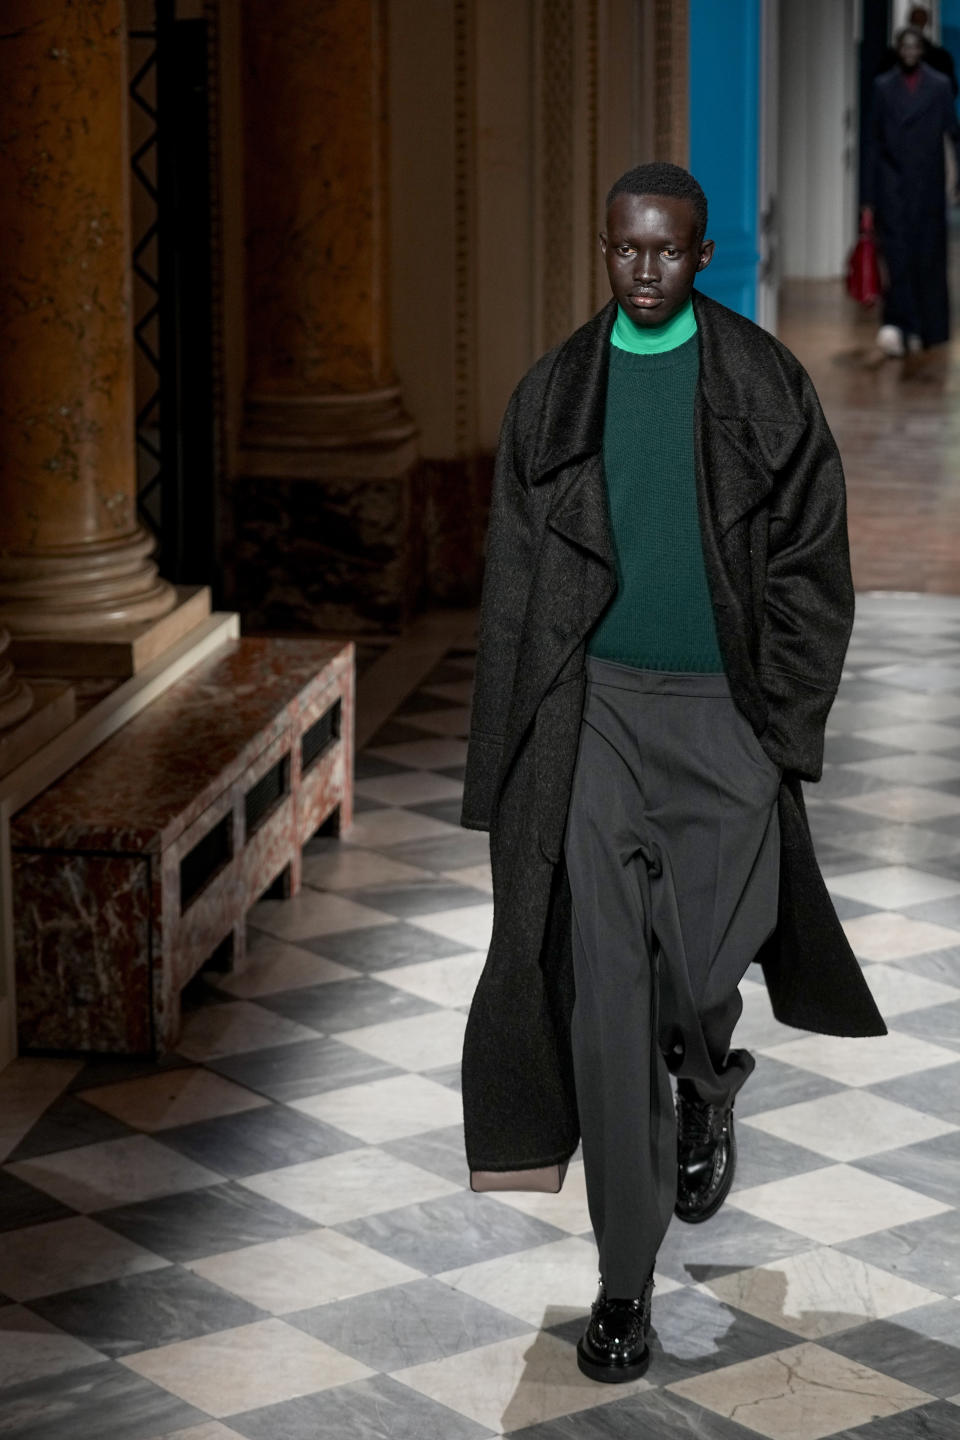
top-left (11, 637), bottom-right (354, 1055)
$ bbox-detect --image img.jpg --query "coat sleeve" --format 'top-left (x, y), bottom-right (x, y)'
top-left (757, 371), bottom-right (854, 783)
top-left (460, 387), bottom-right (536, 831)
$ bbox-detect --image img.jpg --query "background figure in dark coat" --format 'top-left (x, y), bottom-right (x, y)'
top-left (878, 6), bottom-right (959, 96)
top-left (865, 27), bottom-right (960, 354)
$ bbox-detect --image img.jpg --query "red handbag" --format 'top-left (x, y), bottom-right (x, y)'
top-left (846, 212), bottom-right (883, 306)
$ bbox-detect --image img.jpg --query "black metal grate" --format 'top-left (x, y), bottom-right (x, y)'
top-left (180, 813), bottom-right (232, 911)
top-left (302, 701), bottom-right (342, 774)
top-left (245, 755), bottom-right (290, 838)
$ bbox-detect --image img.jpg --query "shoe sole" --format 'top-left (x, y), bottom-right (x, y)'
top-left (576, 1339), bottom-right (650, 1384)
top-left (674, 1122), bottom-right (737, 1225)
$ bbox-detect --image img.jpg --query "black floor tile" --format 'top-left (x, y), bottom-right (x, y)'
top-left (207, 1034), bottom-right (402, 1102)
top-left (508, 1385), bottom-right (761, 1438)
top-left (258, 973), bottom-right (439, 1031)
top-left (159, 1102), bottom-right (360, 1177)
top-left (830, 1401), bottom-right (960, 1438)
top-left (372, 830), bottom-right (491, 871)
top-left (295, 923), bottom-right (473, 972)
top-left (823, 1316), bottom-right (960, 1399)
top-left (230, 1372), bottom-right (493, 1440)
top-left (0, 1170), bottom-right (75, 1232)
top-left (853, 1128), bottom-right (960, 1207)
top-left (30, 1263), bottom-right (268, 1357)
top-left (407, 798), bottom-right (467, 826)
top-left (97, 1180), bottom-right (317, 1262)
top-left (0, 1362), bottom-right (206, 1440)
top-left (336, 878), bottom-right (489, 918)
top-left (6, 1096), bottom-right (135, 1163)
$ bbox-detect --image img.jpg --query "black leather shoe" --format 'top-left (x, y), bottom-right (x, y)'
top-left (675, 1081), bottom-right (736, 1224)
top-left (576, 1272), bottom-right (653, 1383)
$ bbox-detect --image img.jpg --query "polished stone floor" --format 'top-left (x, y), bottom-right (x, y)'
top-left (2, 594), bottom-right (960, 1438)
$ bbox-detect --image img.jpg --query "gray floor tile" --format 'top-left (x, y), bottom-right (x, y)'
top-left (295, 923), bottom-right (473, 972)
top-left (207, 1035), bottom-right (402, 1103)
top-left (838, 1208), bottom-right (960, 1295)
top-left (394, 689), bottom-right (463, 716)
top-left (287, 1276), bottom-right (531, 1369)
top-left (407, 797), bottom-right (466, 826)
top-left (823, 1317), bottom-right (960, 1398)
top-left (869, 1059), bottom-right (960, 1125)
top-left (853, 1129), bottom-right (960, 1207)
top-left (384, 1125), bottom-right (468, 1184)
top-left (6, 1096), bottom-right (135, 1163)
top-left (66, 1054), bottom-right (191, 1094)
top-left (0, 1170), bottom-right (75, 1233)
top-left (829, 1401), bottom-right (960, 1439)
top-left (336, 1190), bottom-right (567, 1274)
top-left (231, 1370), bottom-right (495, 1439)
top-left (354, 752), bottom-right (415, 779)
top-left (892, 1297), bottom-right (960, 1348)
top-left (823, 736), bottom-right (911, 764)
top-left (258, 974), bottom-right (440, 1030)
top-left (890, 946), bottom-right (960, 987)
top-left (0, 1362), bottom-right (206, 1440)
top-left (654, 1207), bottom-right (817, 1287)
top-left (889, 995), bottom-right (960, 1048)
top-left (97, 1181), bottom-right (318, 1262)
top-left (30, 1264), bottom-right (268, 1357)
top-left (420, 1062), bottom-right (463, 1091)
top-left (733, 1054), bottom-right (846, 1119)
top-left (904, 894), bottom-right (960, 929)
top-left (732, 1126), bottom-right (830, 1192)
top-left (159, 1101), bottom-right (360, 1178)
top-left (375, 831), bottom-right (492, 870)
top-left (367, 718), bottom-right (433, 746)
top-left (507, 1386), bottom-right (762, 1439)
top-left (336, 878), bottom-right (490, 917)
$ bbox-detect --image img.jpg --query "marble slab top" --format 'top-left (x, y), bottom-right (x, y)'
top-left (12, 638), bottom-right (353, 853)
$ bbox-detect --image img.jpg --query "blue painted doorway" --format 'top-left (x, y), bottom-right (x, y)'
top-left (688, 0), bottom-right (762, 319)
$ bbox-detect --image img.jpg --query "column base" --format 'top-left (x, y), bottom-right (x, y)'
top-left (0, 682), bottom-right (76, 779)
top-left (11, 586), bottom-right (212, 678)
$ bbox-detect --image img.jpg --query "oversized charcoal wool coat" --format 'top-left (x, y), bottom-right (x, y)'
top-left (460, 289), bottom-right (886, 1177)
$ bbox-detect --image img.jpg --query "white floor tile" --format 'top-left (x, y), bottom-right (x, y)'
top-left (241, 1145), bottom-right (460, 1226)
top-left (411, 904), bottom-right (495, 950)
top-left (699, 1247), bottom-right (941, 1339)
top-left (668, 1341), bottom-right (932, 1440)
top-left (291, 1072), bottom-right (465, 1144)
top-left (728, 1163), bottom-right (949, 1244)
top-left (249, 889), bottom-right (393, 942)
top-left (842, 911), bottom-right (960, 961)
top-left (78, 1068), bottom-right (269, 1132)
top-left (187, 1227), bottom-right (421, 1313)
top-left (833, 787), bottom-right (960, 823)
top-left (438, 1235), bottom-right (604, 1328)
top-left (741, 1088), bottom-right (956, 1162)
top-left (761, 1029), bottom-right (960, 1087)
top-left (394, 1328), bottom-right (648, 1433)
top-left (368, 737), bottom-right (469, 770)
top-left (842, 754), bottom-right (960, 785)
top-left (6, 1134), bottom-right (221, 1212)
top-left (353, 772), bottom-right (464, 807)
top-left (486, 1161), bottom-right (592, 1236)
top-left (859, 962), bottom-right (960, 1015)
top-left (122, 1318), bottom-right (372, 1418)
top-left (0, 1306), bottom-right (108, 1388)
top-left (336, 1009), bottom-right (467, 1071)
top-left (826, 866), bottom-right (960, 910)
top-left (0, 1217), bottom-right (167, 1301)
top-left (176, 1002), bottom-right (319, 1061)
top-left (214, 934), bottom-right (356, 998)
top-left (376, 952), bottom-right (486, 1009)
top-left (343, 808), bottom-right (462, 849)
top-left (300, 846), bottom-right (432, 891)
top-left (854, 722), bottom-right (960, 751)
top-left (442, 864), bottom-right (493, 894)
top-left (0, 1059), bottom-right (82, 1163)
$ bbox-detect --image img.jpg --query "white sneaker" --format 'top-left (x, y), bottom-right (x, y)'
top-left (877, 325), bottom-right (905, 356)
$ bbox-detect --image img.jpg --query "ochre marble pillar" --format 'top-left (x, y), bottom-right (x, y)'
top-left (0, 1), bottom-right (175, 636)
top-left (237, 0), bottom-right (421, 631)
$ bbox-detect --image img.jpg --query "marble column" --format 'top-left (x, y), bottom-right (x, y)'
top-left (237, 0), bottom-right (420, 631)
top-left (0, 0), bottom-right (176, 639)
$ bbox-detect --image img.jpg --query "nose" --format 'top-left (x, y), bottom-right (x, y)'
top-left (634, 248), bottom-right (660, 283)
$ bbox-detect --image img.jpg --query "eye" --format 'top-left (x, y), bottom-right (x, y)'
top-left (662, 247), bottom-right (679, 258)
top-left (616, 244), bottom-right (635, 257)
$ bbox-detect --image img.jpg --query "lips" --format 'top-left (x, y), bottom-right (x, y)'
top-left (629, 293), bottom-right (663, 307)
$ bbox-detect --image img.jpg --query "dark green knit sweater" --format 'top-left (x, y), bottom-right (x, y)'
top-left (588, 335), bottom-right (724, 672)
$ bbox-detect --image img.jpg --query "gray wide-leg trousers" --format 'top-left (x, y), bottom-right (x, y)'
top-left (564, 658), bottom-right (781, 1296)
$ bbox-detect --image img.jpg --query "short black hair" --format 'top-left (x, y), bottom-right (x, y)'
top-left (605, 162), bottom-right (708, 241)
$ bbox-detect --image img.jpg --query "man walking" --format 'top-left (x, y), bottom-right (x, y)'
top-left (460, 163), bottom-right (885, 1384)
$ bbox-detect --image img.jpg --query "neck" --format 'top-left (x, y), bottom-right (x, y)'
top-left (611, 296), bottom-right (697, 354)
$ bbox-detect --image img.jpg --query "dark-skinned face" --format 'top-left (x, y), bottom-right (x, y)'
top-left (898, 32), bottom-right (923, 68)
top-left (600, 192), bottom-right (714, 328)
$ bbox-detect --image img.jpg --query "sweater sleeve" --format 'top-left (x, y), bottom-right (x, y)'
top-left (460, 387), bottom-right (536, 831)
top-left (756, 370), bottom-right (854, 783)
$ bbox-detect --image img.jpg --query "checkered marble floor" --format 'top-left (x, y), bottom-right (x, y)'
top-left (3, 593), bottom-right (960, 1439)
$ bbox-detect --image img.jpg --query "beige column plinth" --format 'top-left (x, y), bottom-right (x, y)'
top-left (0, 1), bottom-right (175, 641)
top-left (237, 0), bottom-right (420, 631)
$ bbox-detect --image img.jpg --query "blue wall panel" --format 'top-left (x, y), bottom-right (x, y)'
top-left (688, 0), bottom-right (761, 319)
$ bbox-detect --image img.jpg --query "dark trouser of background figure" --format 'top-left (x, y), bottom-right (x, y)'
top-left (564, 658), bottom-right (781, 1298)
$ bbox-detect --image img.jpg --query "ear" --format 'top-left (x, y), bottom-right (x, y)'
top-left (599, 232), bottom-right (608, 256)
top-left (697, 238), bottom-right (716, 272)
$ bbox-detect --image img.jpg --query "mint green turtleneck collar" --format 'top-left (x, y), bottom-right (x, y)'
top-left (611, 295), bottom-right (697, 354)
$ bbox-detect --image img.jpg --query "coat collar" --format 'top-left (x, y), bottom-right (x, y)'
top-left (877, 61), bottom-right (946, 118)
